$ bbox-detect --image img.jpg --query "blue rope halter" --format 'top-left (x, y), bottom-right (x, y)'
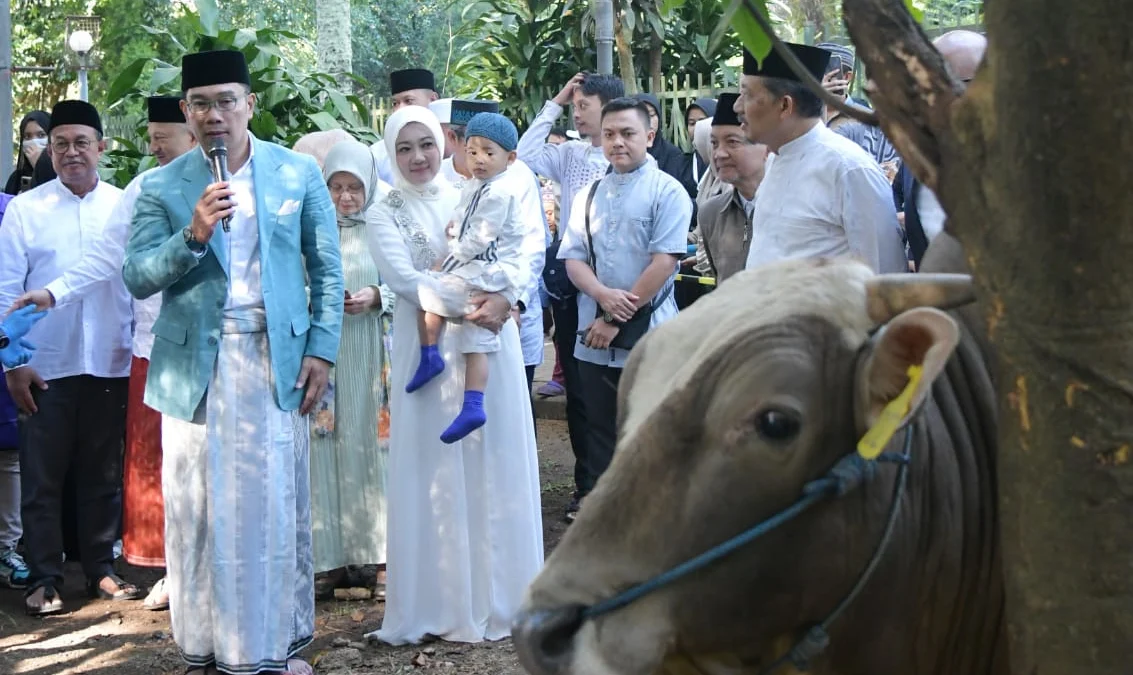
top-left (581, 426), bottom-right (915, 673)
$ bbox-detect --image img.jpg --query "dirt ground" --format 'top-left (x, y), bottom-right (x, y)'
top-left (0, 419), bottom-right (576, 675)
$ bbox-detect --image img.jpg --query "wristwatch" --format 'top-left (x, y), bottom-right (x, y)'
top-left (602, 310), bottom-right (622, 327)
top-left (183, 226), bottom-right (206, 253)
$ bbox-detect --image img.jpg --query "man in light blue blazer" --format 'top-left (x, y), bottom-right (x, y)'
top-left (122, 50), bottom-right (342, 675)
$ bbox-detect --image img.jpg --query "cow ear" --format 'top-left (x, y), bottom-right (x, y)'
top-left (856, 307), bottom-right (960, 443)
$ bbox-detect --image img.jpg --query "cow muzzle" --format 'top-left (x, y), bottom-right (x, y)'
top-left (512, 604), bottom-right (586, 675)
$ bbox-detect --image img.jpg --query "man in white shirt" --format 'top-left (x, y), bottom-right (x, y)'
top-left (14, 95), bottom-right (199, 613)
top-left (735, 43), bottom-right (908, 273)
top-left (0, 100), bottom-right (137, 616)
top-left (518, 71), bottom-right (623, 521)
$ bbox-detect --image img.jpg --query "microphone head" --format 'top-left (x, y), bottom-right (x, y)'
top-left (207, 137), bottom-right (227, 157)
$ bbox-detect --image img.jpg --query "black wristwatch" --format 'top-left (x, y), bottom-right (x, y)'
top-left (183, 226), bottom-right (206, 253)
top-left (516, 300), bottom-right (527, 314)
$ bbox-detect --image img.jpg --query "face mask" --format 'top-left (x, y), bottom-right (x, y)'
top-left (22, 137), bottom-right (47, 157)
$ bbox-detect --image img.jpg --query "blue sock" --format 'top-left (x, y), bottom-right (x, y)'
top-left (406, 345), bottom-right (445, 393)
top-left (441, 390), bottom-right (487, 444)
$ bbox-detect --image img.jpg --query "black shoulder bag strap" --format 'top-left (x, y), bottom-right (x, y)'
top-left (584, 178), bottom-right (673, 312)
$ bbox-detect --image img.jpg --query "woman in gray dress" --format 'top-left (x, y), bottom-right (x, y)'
top-left (309, 138), bottom-right (394, 595)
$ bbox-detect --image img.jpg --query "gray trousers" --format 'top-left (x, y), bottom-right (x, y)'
top-left (0, 450), bottom-right (19, 552)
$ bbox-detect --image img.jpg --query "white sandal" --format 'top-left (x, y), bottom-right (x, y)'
top-left (143, 577), bottom-right (170, 611)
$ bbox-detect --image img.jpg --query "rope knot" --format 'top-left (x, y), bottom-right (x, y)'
top-left (803, 454), bottom-right (876, 497)
top-left (788, 625), bottom-right (830, 670)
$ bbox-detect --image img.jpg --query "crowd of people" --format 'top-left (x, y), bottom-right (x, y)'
top-left (0, 26), bottom-right (986, 675)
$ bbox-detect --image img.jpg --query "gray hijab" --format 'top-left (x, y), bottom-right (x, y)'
top-left (323, 138), bottom-right (378, 226)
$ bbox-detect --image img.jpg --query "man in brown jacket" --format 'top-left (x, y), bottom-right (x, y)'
top-left (694, 92), bottom-right (770, 283)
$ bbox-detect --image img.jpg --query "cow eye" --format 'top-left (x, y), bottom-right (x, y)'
top-left (754, 408), bottom-right (801, 443)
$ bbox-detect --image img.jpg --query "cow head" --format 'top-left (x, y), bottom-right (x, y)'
top-left (513, 258), bottom-right (970, 675)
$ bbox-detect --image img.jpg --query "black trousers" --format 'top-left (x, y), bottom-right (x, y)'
top-left (550, 298), bottom-right (591, 497)
top-left (576, 361), bottom-right (622, 497)
top-left (20, 375), bottom-right (128, 587)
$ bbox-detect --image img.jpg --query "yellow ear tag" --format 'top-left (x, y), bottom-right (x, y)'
top-left (856, 365), bottom-right (924, 460)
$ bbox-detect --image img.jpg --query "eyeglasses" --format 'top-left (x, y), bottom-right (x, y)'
top-left (187, 96), bottom-right (244, 116)
top-left (51, 138), bottom-right (94, 153)
top-left (329, 183), bottom-right (365, 196)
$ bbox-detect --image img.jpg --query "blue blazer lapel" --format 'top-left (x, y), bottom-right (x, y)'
top-left (179, 149), bottom-right (229, 275)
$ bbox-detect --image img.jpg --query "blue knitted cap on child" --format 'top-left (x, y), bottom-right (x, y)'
top-left (465, 112), bottom-right (518, 152)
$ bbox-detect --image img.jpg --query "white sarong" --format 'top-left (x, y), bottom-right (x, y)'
top-left (162, 310), bottom-right (314, 674)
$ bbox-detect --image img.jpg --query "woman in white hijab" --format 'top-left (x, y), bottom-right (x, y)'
top-left (364, 106), bottom-right (543, 645)
top-left (308, 138), bottom-right (395, 596)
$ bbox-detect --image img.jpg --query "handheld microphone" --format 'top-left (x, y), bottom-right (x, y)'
top-left (207, 137), bottom-right (231, 233)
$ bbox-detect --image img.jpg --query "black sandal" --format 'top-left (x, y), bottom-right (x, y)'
top-left (25, 580), bottom-right (64, 616)
top-left (87, 573), bottom-right (143, 601)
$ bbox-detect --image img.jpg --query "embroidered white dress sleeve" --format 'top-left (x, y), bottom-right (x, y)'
top-left (366, 192), bottom-right (433, 310)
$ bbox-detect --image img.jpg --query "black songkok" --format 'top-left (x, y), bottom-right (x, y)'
top-left (147, 96), bottom-right (186, 123)
top-left (389, 69), bottom-right (436, 95)
top-left (181, 50), bottom-right (251, 92)
top-left (48, 100), bottom-right (102, 135)
top-left (711, 93), bottom-right (742, 127)
top-left (743, 43), bottom-right (831, 82)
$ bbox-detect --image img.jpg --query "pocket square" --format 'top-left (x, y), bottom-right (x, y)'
top-left (277, 199), bottom-right (301, 216)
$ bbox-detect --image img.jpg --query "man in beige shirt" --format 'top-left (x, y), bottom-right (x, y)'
top-left (695, 92), bottom-right (769, 283)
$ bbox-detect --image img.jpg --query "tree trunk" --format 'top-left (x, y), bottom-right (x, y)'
top-left (648, 33), bottom-right (663, 94)
top-left (614, 14), bottom-right (638, 94)
top-left (315, 0), bottom-right (352, 91)
top-left (842, 0), bottom-right (1133, 672)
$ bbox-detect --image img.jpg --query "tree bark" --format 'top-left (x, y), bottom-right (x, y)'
top-left (842, 0), bottom-right (1133, 672)
top-left (315, 0), bottom-right (352, 91)
top-left (614, 14), bottom-right (638, 94)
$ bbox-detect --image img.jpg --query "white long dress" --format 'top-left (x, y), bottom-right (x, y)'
top-left (365, 181), bottom-right (545, 645)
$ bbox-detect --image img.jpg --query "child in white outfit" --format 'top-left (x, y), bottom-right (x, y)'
top-left (407, 112), bottom-right (525, 443)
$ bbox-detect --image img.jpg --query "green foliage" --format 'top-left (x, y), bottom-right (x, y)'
top-left (720, 0), bottom-right (772, 67)
top-left (450, 0), bottom-right (596, 126)
top-left (99, 1), bottom-right (377, 185)
top-left (351, 0), bottom-right (462, 97)
top-left (10, 0), bottom-right (89, 116)
top-left (451, 0), bottom-right (736, 129)
top-left (904, 0), bottom-right (926, 23)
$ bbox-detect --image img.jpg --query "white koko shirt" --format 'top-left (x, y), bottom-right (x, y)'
top-left (0, 178), bottom-right (132, 379)
top-left (745, 123), bottom-right (908, 273)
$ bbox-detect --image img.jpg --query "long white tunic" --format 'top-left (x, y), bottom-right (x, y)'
top-left (744, 123), bottom-right (908, 273)
top-left (365, 182), bottom-right (544, 645)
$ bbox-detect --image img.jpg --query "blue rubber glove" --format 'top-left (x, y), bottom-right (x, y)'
top-left (0, 338), bottom-right (36, 369)
top-left (0, 305), bottom-right (46, 368)
top-left (3, 304), bottom-right (47, 344)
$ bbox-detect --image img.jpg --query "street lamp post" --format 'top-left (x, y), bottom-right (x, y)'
top-left (68, 29), bottom-right (94, 101)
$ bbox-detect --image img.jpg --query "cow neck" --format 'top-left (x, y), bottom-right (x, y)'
top-left (909, 334), bottom-right (1007, 675)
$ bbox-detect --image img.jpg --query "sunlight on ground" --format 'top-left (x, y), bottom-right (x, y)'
top-left (0, 612), bottom-right (157, 674)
